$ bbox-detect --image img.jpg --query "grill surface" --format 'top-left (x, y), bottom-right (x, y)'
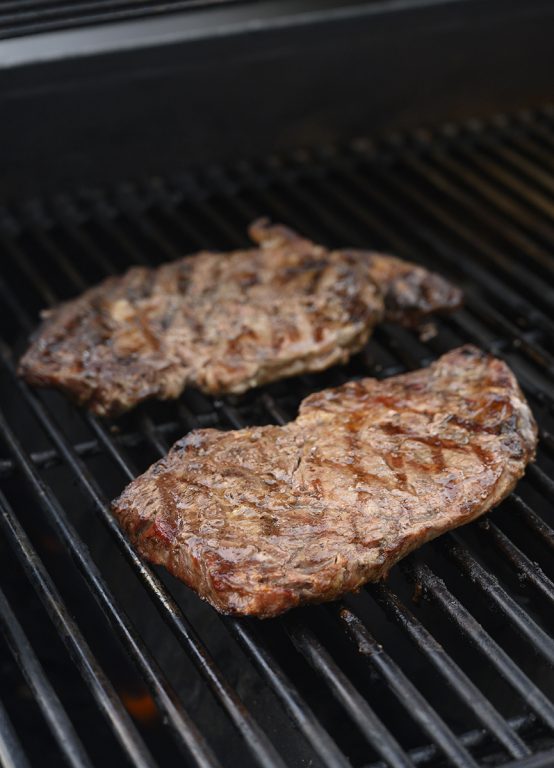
top-left (2, 106), bottom-right (554, 767)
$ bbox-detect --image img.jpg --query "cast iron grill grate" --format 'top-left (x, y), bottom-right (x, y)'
top-left (1, 105), bottom-right (554, 767)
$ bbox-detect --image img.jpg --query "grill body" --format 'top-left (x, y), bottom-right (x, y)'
top-left (2, 2), bottom-right (554, 766)
top-left (1, 0), bottom-right (554, 196)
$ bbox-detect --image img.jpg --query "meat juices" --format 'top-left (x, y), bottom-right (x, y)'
top-left (19, 220), bottom-right (462, 417)
top-left (112, 346), bottom-right (537, 618)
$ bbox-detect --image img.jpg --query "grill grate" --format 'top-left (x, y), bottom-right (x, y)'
top-left (1, 105), bottom-right (554, 767)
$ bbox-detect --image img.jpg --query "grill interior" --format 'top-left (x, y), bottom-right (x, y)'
top-left (2, 105), bottom-right (554, 768)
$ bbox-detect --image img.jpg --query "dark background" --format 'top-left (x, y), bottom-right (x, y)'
top-left (1, 0), bottom-right (554, 197)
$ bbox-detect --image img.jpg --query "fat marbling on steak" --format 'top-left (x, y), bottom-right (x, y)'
top-left (18, 220), bottom-right (462, 417)
top-left (112, 346), bottom-right (537, 618)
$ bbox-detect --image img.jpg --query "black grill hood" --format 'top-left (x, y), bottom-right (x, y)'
top-left (1, 0), bottom-right (554, 196)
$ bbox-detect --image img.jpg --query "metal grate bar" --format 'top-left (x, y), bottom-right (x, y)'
top-left (20, 204), bottom-right (90, 292)
top-left (0, 418), bottom-right (217, 479)
top-left (408, 145), bottom-right (554, 276)
top-left (338, 606), bottom-right (479, 768)
top-left (406, 561), bottom-right (554, 731)
top-left (441, 535), bottom-right (554, 663)
top-left (512, 492), bottom-right (554, 551)
top-left (372, 582), bottom-right (530, 759)
top-left (504, 128), bottom-right (554, 181)
top-left (0, 486), bottom-right (156, 768)
top-left (0, 584), bottom-right (93, 768)
top-left (306, 147), bottom-right (541, 316)
top-left (368, 716), bottom-right (535, 768)
top-left (226, 618), bottom-right (352, 768)
top-left (37, 197), bottom-right (119, 278)
top-left (504, 471), bottom-right (554, 525)
top-left (398, 129), bottom-right (552, 270)
top-left (449, 131), bottom-right (554, 222)
top-left (0, 228), bottom-right (58, 308)
top-left (402, 147), bottom-right (552, 280)
top-left (322, 155), bottom-right (551, 352)
top-left (478, 520), bottom-right (554, 605)
top-left (458, 127), bottom-right (554, 243)
top-left (436, 131), bottom-right (554, 243)
top-left (518, 125), bottom-right (554, 175)
top-left (77, 190), bottom-right (152, 268)
top-left (0, 271), bottom-right (36, 338)
top-left (351, 153), bottom-right (554, 338)
top-left (453, 132), bottom-right (554, 220)
top-left (488, 123), bottom-right (554, 192)
top-left (0, 697), bottom-right (31, 768)
top-left (502, 750), bottom-right (554, 768)
top-left (0, 369), bottom-right (221, 768)
top-left (115, 186), bottom-right (183, 260)
top-left (401, 135), bottom-right (554, 281)
top-left (286, 620), bottom-right (413, 768)
top-left (441, 536), bottom-right (554, 665)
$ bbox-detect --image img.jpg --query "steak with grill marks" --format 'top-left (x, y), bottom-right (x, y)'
top-left (112, 346), bottom-right (537, 618)
top-left (18, 219), bottom-right (462, 417)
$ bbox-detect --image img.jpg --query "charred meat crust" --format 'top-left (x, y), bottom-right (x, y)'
top-left (112, 346), bottom-right (537, 618)
top-left (18, 220), bottom-right (462, 417)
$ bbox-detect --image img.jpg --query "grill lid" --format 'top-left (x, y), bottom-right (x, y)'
top-left (1, 106), bottom-right (554, 767)
top-left (0, 0), bottom-right (393, 40)
top-left (0, 0), bottom-right (246, 39)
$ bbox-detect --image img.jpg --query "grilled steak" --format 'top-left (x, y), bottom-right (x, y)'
top-left (112, 346), bottom-right (537, 618)
top-left (19, 220), bottom-right (462, 417)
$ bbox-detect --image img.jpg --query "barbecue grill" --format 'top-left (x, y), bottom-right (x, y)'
top-left (2, 2), bottom-right (554, 767)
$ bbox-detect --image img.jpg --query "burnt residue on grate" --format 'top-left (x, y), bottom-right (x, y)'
top-left (2, 106), bottom-right (554, 767)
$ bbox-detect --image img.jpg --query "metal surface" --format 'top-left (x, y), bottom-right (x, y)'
top-left (1, 0), bottom-right (554, 197)
top-left (0, 0), bottom-right (247, 40)
top-left (1, 106), bottom-right (554, 766)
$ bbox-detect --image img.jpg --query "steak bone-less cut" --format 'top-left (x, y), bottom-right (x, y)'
top-left (18, 220), bottom-right (462, 417)
top-left (112, 346), bottom-right (537, 618)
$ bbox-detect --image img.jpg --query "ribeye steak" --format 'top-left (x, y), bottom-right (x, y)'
top-left (112, 346), bottom-right (537, 617)
top-left (19, 220), bottom-right (461, 416)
